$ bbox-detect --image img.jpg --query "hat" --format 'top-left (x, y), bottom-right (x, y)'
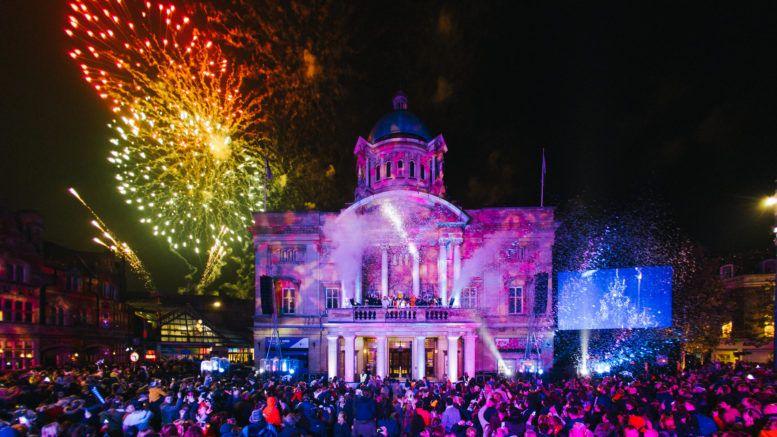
top-left (249, 409), bottom-right (263, 424)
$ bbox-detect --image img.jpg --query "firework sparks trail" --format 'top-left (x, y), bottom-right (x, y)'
top-left (65, 1), bottom-right (267, 279)
top-left (196, 225), bottom-right (229, 293)
top-left (68, 187), bottom-right (155, 290)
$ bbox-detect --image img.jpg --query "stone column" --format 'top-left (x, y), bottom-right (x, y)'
top-left (447, 335), bottom-right (459, 381)
top-left (376, 335), bottom-right (388, 378)
top-left (415, 336), bottom-right (426, 379)
top-left (355, 260), bottom-right (363, 304)
top-left (327, 335), bottom-right (339, 379)
top-left (452, 240), bottom-right (462, 306)
top-left (343, 335), bottom-right (355, 382)
top-left (410, 338), bottom-right (417, 379)
top-left (381, 246), bottom-right (389, 298)
top-left (412, 252), bottom-right (420, 296)
top-left (438, 239), bottom-right (448, 304)
top-left (464, 334), bottom-right (477, 379)
top-left (342, 285), bottom-right (350, 308)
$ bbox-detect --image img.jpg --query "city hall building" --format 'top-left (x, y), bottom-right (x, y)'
top-left (252, 93), bottom-right (555, 381)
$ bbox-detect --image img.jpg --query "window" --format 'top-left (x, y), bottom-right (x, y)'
top-left (460, 287), bottom-right (478, 308)
top-left (385, 161), bottom-right (392, 178)
top-left (14, 301), bottom-right (22, 323)
top-left (722, 321), bottom-right (732, 338)
top-left (1, 340), bottom-right (34, 370)
top-left (2, 300), bottom-right (11, 323)
top-left (325, 288), bottom-right (340, 309)
top-left (508, 287), bottom-right (523, 314)
top-left (375, 165), bottom-right (381, 181)
top-left (282, 288), bottom-right (296, 314)
top-left (409, 161), bottom-right (415, 178)
top-left (397, 160), bottom-right (404, 176)
top-left (4, 264), bottom-right (24, 283)
top-left (24, 302), bottom-right (32, 324)
top-left (420, 164), bottom-right (425, 180)
top-left (765, 323), bottom-right (775, 338)
top-left (280, 248), bottom-right (297, 263)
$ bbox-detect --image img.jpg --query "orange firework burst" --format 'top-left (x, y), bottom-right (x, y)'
top-left (65, 1), bottom-right (267, 277)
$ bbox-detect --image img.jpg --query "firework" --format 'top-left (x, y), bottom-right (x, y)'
top-left (65, 1), bottom-right (267, 268)
top-left (68, 188), bottom-right (155, 290)
top-left (196, 225), bottom-right (229, 293)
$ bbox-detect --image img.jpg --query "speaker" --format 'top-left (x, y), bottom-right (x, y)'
top-left (259, 275), bottom-right (275, 314)
top-left (533, 272), bottom-right (549, 315)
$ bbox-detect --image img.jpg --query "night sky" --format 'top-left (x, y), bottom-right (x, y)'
top-left (1, 1), bottom-right (775, 292)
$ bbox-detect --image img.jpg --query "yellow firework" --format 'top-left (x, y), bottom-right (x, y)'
top-left (65, 1), bottom-right (267, 268)
top-left (69, 188), bottom-right (155, 290)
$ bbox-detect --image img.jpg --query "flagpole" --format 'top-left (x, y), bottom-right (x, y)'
top-left (540, 148), bottom-right (546, 207)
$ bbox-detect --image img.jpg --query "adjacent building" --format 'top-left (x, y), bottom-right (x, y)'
top-left (0, 207), bottom-right (132, 369)
top-left (713, 259), bottom-right (775, 364)
top-left (252, 93), bottom-right (556, 381)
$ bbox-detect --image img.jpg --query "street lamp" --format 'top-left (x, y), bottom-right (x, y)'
top-left (762, 181), bottom-right (777, 370)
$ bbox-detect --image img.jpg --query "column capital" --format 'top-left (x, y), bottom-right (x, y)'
top-left (447, 335), bottom-right (460, 341)
top-left (415, 335), bottom-right (426, 340)
top-left (326, 335), bottom-right (340, 341)
top-left (342, 334), bottom-right (356, 340)
top-left (450, 237), bottom-right (464, 245)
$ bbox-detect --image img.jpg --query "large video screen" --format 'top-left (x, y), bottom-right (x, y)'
top-left (558, 266), bottom-right (672, 330)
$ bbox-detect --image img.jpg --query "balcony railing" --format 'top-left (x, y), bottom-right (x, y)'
top-left (326, 306), bottom-right (480, 323)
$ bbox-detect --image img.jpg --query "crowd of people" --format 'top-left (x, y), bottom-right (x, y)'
top-left (0, 360), bottom-right (774, 436)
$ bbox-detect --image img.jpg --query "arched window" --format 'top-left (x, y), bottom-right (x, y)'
top-left (420, 164), bottom-right (426, 180)
top-left (386, 161), bottom-right (392, 178)
top-left (375, 165), bottom-right (381, 181)
top-left (397, 160), bottom-right (404, 177)
top-left (409, 161), bottom-right (415, 178)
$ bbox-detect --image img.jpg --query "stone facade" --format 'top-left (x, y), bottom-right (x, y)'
top-left (252, 93), bottom-right (556, 380)
top-left (0, 207), bottom-right (132, 369)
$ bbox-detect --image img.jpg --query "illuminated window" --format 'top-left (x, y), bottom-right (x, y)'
top-left (508, 287), bottom-right (523, 314)
top-left (765, 323), bottom-right (774, 338)
top-left (325, 288), bottom-right (340, 309)
top-left (282, 288), bottom-right (296, 314)
top-left (0, 340), bottom-right (34, 370)
top-left (722, 321), bottom-right (732, 339)
top-left (386, 161), bottom-right (392, 178)
top-left (409, 161), bottom-right (415, 178)
top-left (460, 288), bottom-right (478, 308)
top-left (160, 313), bottom-right (221, 345)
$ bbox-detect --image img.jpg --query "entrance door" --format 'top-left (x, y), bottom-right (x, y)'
top-left (389, 346), bottom-right (412, 379)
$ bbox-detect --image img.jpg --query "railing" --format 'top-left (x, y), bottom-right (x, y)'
top-left (327, 307), bottom-right (479, 323)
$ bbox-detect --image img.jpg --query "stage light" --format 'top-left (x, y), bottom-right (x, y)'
top-left (538, 368), bottom-right (544, 375)
top-left (258, 368), bottom-right (265, 374)
top-left (289, 368), bottom-right (295, 375)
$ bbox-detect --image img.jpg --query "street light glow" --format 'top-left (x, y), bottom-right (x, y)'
top-left (763, 196), bottom-right (777, 207)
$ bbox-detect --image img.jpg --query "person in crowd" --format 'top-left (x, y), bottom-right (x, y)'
top-left (0, 359), bottom-right (773, 436)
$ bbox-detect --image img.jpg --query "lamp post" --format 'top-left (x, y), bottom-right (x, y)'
top-left (763, 181), bottom-right (777, 369)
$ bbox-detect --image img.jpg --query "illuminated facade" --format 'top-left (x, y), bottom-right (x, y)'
top-left (252, 93), bottom-right (555, 380)
top-left (713, 259), bottom-right (775, 364)
top-left (0, 207), bottom-right (131, 369)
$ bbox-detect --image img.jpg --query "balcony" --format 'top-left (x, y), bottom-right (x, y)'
top-left (326, 306), bottom-right (481, 323)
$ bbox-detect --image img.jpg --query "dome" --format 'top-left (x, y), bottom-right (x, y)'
top-left (367, 92), bottom-right (432, 143)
